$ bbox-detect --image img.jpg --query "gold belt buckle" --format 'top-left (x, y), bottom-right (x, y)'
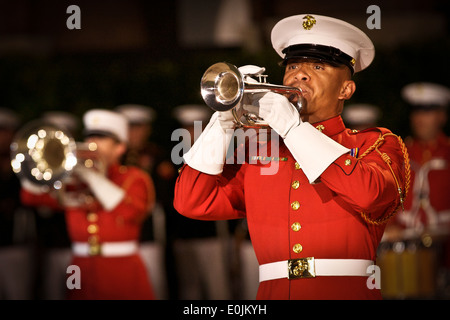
top-left (88, 236), bottom-right (101, 256)
top-left (88, 243), bottom-right (101, 256)
top-left (288, 257), bottom-right (316, 279)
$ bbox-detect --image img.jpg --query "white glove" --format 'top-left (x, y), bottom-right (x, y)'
top-left (74, 166), bottom-right (125, 211)
top-left (183, 111), bottom-right (235, 175)
top-left (257, 91), bottom-right (350, 183)
top-left (257, 91), bottom-right (301, 138)
top-left (217, 108), bottom-right (236, 131)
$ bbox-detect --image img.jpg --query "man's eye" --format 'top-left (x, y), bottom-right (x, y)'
top-left (314, 65), bottom-right (324, 70)
top-left (288, 65), bottom-right (298, 70)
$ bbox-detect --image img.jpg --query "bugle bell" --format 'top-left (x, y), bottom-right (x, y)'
top-left (10, 120), bottom-right (101, 202)
top-left (200, 62), bottom-right (304, 128)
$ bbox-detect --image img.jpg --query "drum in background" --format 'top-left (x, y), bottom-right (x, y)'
top-left (377, 232), bottom-right (443, 299)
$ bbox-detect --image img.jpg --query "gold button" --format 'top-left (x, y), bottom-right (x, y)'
top-left (87, 212), bottom-right (98, 222)
top-left (84, 159), bottom-right (94, 168)
top-left (294, 162), bottom-right (301, 170)
top-left (291, 201), bottom-right (300, 210)
top-left (291, 222), bottom-right (301, 232)
top-left (87, 224), bottom-right (98, 234)
top-left (345, 159), bottom-right (352, 166)
top-left (88, 235), bottom-right (99, 245)
top-left (293, 243), bottom-right (303, 253)
top-left (291, 180), bottom-right (300, 189)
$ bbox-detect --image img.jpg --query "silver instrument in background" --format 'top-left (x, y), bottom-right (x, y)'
top-left (200, 62), bottom-right (304, 128)
top-left (10, 120), bottom-right (102, 206)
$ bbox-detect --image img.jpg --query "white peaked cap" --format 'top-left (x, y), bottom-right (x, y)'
top-left (42, 111), bottom-right (79, 133)
top-left (271, 14), bottom-right (375, 73)
top-left (402, 82), bottom-right (450, 109)
top-left (115, 104), bottom-right (156, 125)
top-left (342, 104), bottom-right (381, 125)
top-left (172, 104), bottom-right (212, 126)
top-left (83, 109), bottom-right (128, 143)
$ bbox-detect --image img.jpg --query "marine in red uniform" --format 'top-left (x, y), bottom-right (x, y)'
top-left (173, 14), bottom-right (409, 300)
top-left (383, 83), bottom-right (450, 298)
top-left (387, 83), bottom-right (450, 233)
top-left (21, 109), bottom-right (156, 300)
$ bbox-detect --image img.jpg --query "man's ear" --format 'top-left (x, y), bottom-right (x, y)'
top-left (115, 142), bottom-right (128, 158)
top-left (438, 109), bottom-right (447, 128)
top-left (339, 80), bottom-right (356, 100)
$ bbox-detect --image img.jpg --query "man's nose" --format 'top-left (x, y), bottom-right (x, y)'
top-left (294, 66), bottom-right (310, 82)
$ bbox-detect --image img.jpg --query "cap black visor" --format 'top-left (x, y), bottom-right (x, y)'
top-left (281, 44), bottom-right (355, 73)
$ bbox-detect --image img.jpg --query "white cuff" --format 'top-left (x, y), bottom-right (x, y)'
top-left (183, 112), bottom-right (234, 175)
top-left (77, 169), bottom-right (125, 211)
top-left (284, 122), bottom-right (350, 183)
top-left (21, 179), bottom-right (45, 194)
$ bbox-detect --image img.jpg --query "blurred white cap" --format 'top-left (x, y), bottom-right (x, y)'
top-left (83, 109), bottom-right (128, 143)
top-left (115, 104), bottom-right (156, 125)
top-left (342, 103), bottom-right (381, 127)
top-left (42, 111), bottom-right (79, 133)
top-left (172, 104), bottom-right (212, 126)
top-left (402, 82), bottom-right (450, 110)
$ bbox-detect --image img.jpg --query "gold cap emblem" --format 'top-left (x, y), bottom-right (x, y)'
top-left (302, 15), bottom-right (316, 30)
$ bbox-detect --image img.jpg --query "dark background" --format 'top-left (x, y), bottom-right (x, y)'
top-left (0, 0), bottom-right (449, 144)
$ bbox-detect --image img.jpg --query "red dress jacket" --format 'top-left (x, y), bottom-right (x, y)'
top-left (22, 163), bottom-right (156, 300)
top-left (395, 133), bottom-right (450, 228)
top-left (388, 132), bottom-right (450, 268)
top-left (174, 116), bottom-right (408, 300)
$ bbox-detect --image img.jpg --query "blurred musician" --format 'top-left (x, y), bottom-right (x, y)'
top-left (33, 111), bottom-right (78, 299)
top-left (383, 82), bottom-right (450, 299)
top-left (20, 109), bottom-right (156, 299)
top-left (115, 103), bottom-right (168, 299)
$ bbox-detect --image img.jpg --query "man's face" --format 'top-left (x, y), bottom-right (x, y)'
top-left (410, 109), bottom-right (447, 142)
top-left (85, 135), bottom-right (125, 168)
top-left (283, 58), bottom-right (354, 123)
top-left (128, 123), bottom-right (151, 149)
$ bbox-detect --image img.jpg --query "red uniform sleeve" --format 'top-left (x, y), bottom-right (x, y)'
top-left (173, 163), bottom-right (246, 221)
top-left (321, 130), bottom-right (407, 223)
top-left (112, 168), bottom-right (155, 223)
top-left (20, 188), bottom-right (63, 211)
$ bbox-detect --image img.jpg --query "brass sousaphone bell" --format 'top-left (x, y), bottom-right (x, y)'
top-left (200, 62), bottom-right (304, 128)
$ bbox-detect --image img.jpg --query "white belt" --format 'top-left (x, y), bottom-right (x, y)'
top-left (72, 241), bottom-right (139, 257)
top-left (259, 258), bottom-right (374, 282)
